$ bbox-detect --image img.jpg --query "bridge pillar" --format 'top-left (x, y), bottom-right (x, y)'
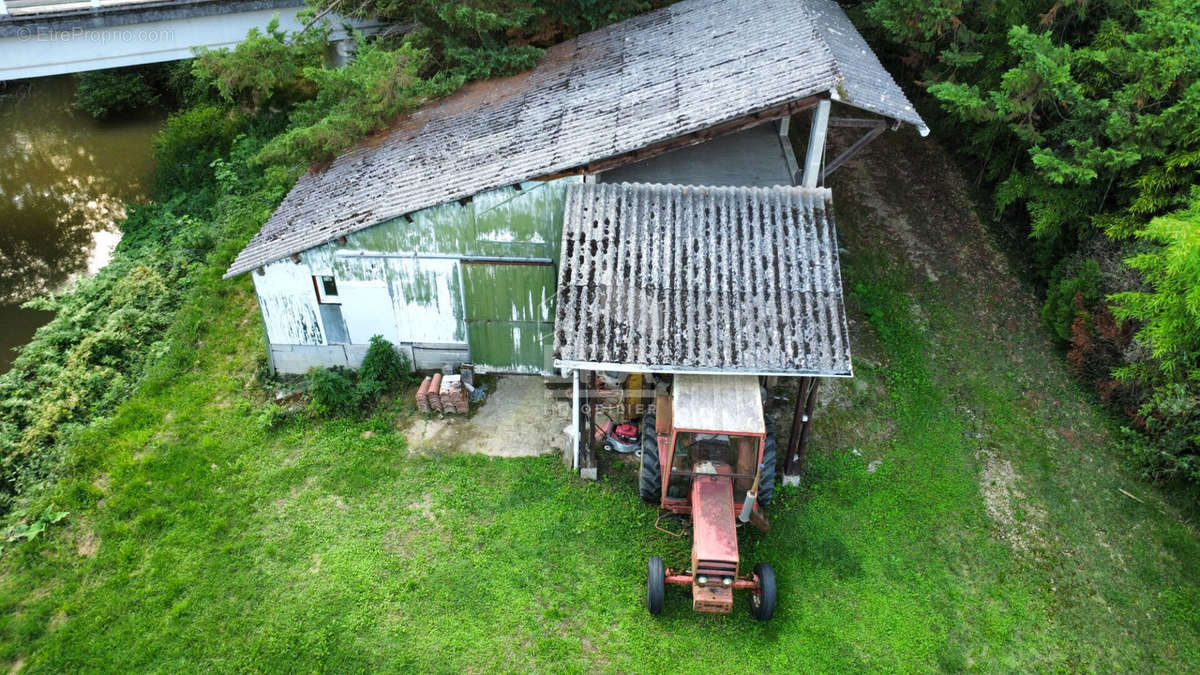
top-left (330, 37), bottom-right (357, 67)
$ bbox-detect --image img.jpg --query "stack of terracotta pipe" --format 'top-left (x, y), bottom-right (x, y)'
top-left (415, 372), bottom-right (468, 414)
top-left (439, 375), bottom-right (469, 414)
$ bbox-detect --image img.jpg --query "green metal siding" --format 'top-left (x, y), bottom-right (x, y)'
top-left (340, 178), bottom-right (579, 260)
top-left (290, 176), bottom-right (580, 373)
top-left (462, 263), bottom-right (556, 373)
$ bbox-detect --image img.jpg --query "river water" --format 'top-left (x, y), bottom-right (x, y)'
top-left (0, 75), bottom-right (163, 371)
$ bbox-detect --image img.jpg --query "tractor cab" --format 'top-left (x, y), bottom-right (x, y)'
top-left (648, 375), bottom-right (771, 520)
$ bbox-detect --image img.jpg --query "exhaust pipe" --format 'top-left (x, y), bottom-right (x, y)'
top-left (739, 462), bottom-right (765, 523)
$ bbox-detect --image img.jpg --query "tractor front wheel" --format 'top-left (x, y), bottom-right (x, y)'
top-left (646, 556), bottom-right (665, 614)
top-left (749, 562), bottom-right (776, 620)
top-left (638, 414), bottom-right (660, 503)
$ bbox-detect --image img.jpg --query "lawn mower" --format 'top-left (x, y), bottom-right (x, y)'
top-left (597, 411), bottom-right (641, 455)
top-left (638, 374), bottom-right (777, 620)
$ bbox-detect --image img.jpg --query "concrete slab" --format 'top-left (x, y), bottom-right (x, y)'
top-left (399, 375), bottom-right (570, 458)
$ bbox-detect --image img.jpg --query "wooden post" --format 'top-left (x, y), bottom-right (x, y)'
top-left (580, 371), bottom-right (598, 480)
top-left (796, 379), bottom-right (819, 472)
top-left (821, 123), bottom-right (886, 180)
top-left (783, 377), bottom-right (820, 484)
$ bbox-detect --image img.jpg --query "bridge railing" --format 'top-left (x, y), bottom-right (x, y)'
top-left (0, 0), bottom-right (170, 17)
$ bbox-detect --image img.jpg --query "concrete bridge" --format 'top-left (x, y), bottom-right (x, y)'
top-left (0, 0), bottom-right (382, 81)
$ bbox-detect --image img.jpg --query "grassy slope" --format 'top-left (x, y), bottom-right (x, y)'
top-left (1, 130), bottom-right (1198, 672)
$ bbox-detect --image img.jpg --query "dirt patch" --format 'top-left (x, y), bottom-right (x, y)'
top-left (76, 530), bottom-right (100, 558)
top-left (399, 376), bottom-right (569, 458)
top-left (976, 445), bottom-right (1046, 553)
top-left (272, 476), bottom-right (316, 511)
top-left (409, 493), bottom-right (438, 523)
top-left (383, 527), bottom-right (417, 555)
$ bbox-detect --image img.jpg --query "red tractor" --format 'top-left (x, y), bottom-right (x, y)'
top-left (638, 374), bottom-right (778, 620)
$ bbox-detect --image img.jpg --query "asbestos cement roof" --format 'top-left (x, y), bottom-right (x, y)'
top-left (553, 182), bottom-right (852, 377)
top-left (225, 0), bottom-right (926, 278)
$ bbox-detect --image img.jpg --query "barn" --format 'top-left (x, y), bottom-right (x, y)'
top-left (223, 0), bottom-right (926, 380)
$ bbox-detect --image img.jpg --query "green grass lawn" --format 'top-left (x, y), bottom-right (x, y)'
top-left (2, 130), bottom-right (1199, 672)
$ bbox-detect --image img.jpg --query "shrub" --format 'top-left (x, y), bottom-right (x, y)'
top-left (357, 335), bottom-right (412, 402)
top-left (192, 17), bottom-right (329, 112)
top-left (306, 367), bottom-right (360, 417)
top-left (152, 105), bottom-right (239, 196)
top-left (74, 67), bottom-right (160, 119)
top-left (1042, 257), bottom-right (1102, 342)
top-left (1108, 198), bottom-right (1200, 482)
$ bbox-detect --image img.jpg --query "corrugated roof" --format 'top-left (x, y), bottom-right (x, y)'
top-left (553, 182), bottom-right (852, 376)
top-left (225, 0), bottom-right (925, 278)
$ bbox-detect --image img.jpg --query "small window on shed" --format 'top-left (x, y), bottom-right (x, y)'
top-left (314, 275), bottom-right (340, 303)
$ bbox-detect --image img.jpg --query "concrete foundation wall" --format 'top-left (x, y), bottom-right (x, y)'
top-left (269, 342), bottom-right (469, 374)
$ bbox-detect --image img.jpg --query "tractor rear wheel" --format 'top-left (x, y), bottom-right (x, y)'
top-left (758, 417), bottom-right (777, 507)
top-left (749, 562), bottom-right (776, 621)
top-left (646, 556), bottom-right (665, 614)
top-left (638, 414), bottom-right (660, 503)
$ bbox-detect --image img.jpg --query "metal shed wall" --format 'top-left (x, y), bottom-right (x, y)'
top-left (257, 178), bottom-right (579, 374)
top-left (554, 182), bottom-right (852, 377)
top-left (599, 124), bottom-right (797, 188)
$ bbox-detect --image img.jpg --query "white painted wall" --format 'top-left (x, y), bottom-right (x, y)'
top-left (334, 257), bottom-right (397, 345)
top-left (253, 260), bottom-right (325, 346)
top-left (385, 257), bottom-right (465, 344)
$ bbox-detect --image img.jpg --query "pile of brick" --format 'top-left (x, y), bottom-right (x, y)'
top-left (439, 374), bottom-right (469, 414)
top-left (415, 373), bottom-right (469, 414)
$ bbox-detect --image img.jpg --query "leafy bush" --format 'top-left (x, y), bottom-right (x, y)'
top-left (152, 105), bottom-right (239, 196)
top-left (74, 67), bottom-right (160, 119)
top-left (356, 335), bottom-right (413, 401)
top-left (1107, 197), bottom-right (1200, 481)
top-left (1041, 257), bottom-right (1102, 342)
top-left (256, 403), bottom-right (298, 431)
top-left (254, 41), bottom-right (462, 166)
top-left (306, 367), bottom-right (359, 417)
top-left (192, 17), bottom-right (329, 111)
top-left (863, 0), bottom-right (1199, 260)
top-left (306, 337), bottom-right (413, 416)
